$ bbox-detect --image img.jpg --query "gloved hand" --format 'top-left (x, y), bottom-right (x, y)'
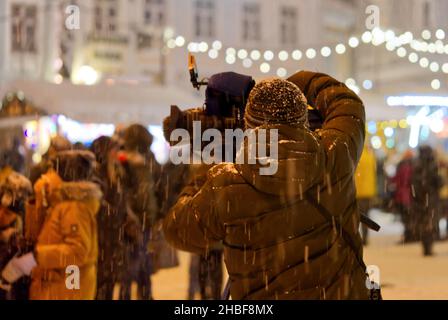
top-left (1, 252), bottom-right (37, 284)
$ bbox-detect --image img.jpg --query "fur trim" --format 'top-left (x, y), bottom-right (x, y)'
top-left (51, 181), bottom-right (102, 204)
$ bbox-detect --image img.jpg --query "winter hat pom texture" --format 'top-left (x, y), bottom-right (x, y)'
top-left (244, 78), bottom-right (308, 129)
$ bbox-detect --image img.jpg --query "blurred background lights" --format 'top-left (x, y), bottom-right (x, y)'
top-left (292, 50), bottom-right (303, 60)
top-left (320, 46), bottom-right (331, 57)
top-left (384, 127), bottom-right (394, 137)
top-left (306, 48), bottom-right (317, 59)
top-left (422, 30), bottom-right (431, 40)
top-left (276, 67), bottom-right (287, 77)
top-left (363, 80), bottom-right (373, 90)
top-left (278, 50), bottom-right (289, 61)
top-left (264, 50), bottom-right (274, 61)
top-left (348, 37), bottom-right (359, 48)
top-left (250, 50), bottom-right (261, 61)
top-left (367, 121), bottom-right (377, 134)
top-left (335, 44), bottom-right (346, 54)
top-left (371, 136), bottom-right (382, 149)
top-left (242, 58), bottom-right (252, 68)
top-left (436, 29), bottom-right (446, 40)
top-left (225, 54), bottom-right (236, 64)
top-left (212, 40), bottom-right (222, 50)
top-left (431, 79), bottom-right (441, 90)
top-left (260, 62), bottom-right (270, 73)
top-left (237, 49), bottom-right (248, 59)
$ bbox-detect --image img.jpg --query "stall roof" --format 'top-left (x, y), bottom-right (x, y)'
top-left (0, 80), bottom-right (204, 125)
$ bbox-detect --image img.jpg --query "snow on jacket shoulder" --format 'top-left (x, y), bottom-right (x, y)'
top-left (164, 71), bottom-right (367, 300)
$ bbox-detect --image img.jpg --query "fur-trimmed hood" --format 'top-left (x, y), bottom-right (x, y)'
top-left (50, 181), bottom-right (103, 207)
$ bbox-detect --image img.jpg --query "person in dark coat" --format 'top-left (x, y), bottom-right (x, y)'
top-left (412, 146), bottom-right (442, 256)
top-left (90, 136), bottom-right (127, 300)
top-left (164, 73), bottom-right (369, 300)
top-left (391, 150), bottom-right (415, 242)
top-left (119, 124), bottom-right (160, 300)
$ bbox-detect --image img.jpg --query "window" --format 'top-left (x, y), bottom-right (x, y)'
top-left (194, 0), bottom-right (215, 38)
top-left (93, 0), bottom-right (118, 34)
top-left (280, 6), bottom-right (297, 46)
top-left (242, 3), bottom-right (260, 42)
top-left (144, 0), bottom-right (165, 26)
top-left (11, 4), bottom-right (37, 53)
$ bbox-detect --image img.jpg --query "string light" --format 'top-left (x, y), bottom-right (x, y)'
top-left (431, 79), bottom-right (441, 90)
top-left (408, 52), bottom-right (419, 63)
top-left (250, 50), bottom-right (261, 61)
top-left (212, 40), bottom-right (222, 50)
top-left (362, 31), bottom-right (373, 43)
top-left (422, 30), bottom-right (431, 40)
top-left (306, 48), bottom-right (316, 59)
top-left (277, 67), bottom-right (287, 77)
top-left (237, 49), bottom-right (248, 59)
top-left (436, 29), bottom-right (446, 40)
top-left (208, 49), bottom-right (218, 59)
top-left (264, 50), bottom-right (274, 61)
top-left (419, 57), bottom-right (429, 68)
top-left (320, 46), bottom-right (331, 57)
top-left (430, 62), bottom-right (440, 72)
top-left (292, 50), bottom-right (302, 60)
top-left (335, 44), bottom-right (346, 54)
top-left (242, 58), bottom-right (252, 68)
top-left (348, 37), bottom-right (359, 48)
top-left (278, 50), bottom-right (289, 61)
top-left (175, 36), bottom-right (185, 47)
top-left (396, 47), bottom-right (407, 57)
top-left (260, 62), bottom-right (270, 73)
top-left (225, 55), bottom-right (236, 64)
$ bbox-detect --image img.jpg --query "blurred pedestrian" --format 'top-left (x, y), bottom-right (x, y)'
top-left (391, 150), bottom-right (415, 242)
top-left (118, 124), bottom-right (160, 300)
top-left (0, 168), bottom-right (31, 300)
top-left (412, 146), bottom-right (442, 256)
top-left (0, 137), bottom-right (25, 174)
top-left (90, 136), bottom-right (127, 300)
top-left (355, 145), bottom-right (377, 245)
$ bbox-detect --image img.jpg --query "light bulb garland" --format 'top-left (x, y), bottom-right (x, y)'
top-left (165, 27), bottom-right (448, 86)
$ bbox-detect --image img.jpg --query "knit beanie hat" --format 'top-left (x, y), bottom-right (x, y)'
top-left (244, 78), bottom-right (308, 129)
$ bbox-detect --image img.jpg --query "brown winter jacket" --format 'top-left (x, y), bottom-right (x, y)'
top-left (30, 181), bottom-right (102, 300)
top-left (164, 71), bottom-right (368, 300)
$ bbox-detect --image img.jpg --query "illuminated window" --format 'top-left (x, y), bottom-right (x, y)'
top-left (242, 3), bottom-right (261, 42)
top-left (194, 0), bottom-right (215, 38)
top-left (11, 4), bottom-right (37, 53)
top-left (280, 6), bottom-right (297, 46)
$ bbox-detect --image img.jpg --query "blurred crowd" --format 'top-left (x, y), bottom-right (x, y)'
top-left (0, 124), bottom-right (222, 300)
top-left (355, 144), bottom-right (448, 256)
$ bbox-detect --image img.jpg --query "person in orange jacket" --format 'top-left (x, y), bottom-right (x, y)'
top-left (1, 150), bottom-right (102, 300)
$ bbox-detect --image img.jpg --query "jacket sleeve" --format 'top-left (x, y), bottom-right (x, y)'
top-left (35, 203), bottom-right (92, 269)
top-left (288, 71), bottom-right (366, 169)
top-left (163, 166), bottom-right (225, 254)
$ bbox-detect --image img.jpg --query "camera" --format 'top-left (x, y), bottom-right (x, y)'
top-left (163, 54), bottom-right (324, 144)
